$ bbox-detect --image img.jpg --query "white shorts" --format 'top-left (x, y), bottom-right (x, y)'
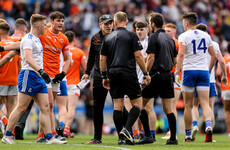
top-left (46, 77), bottom-right (60, 92)
top-left (67, 85), bottom-right (80, 96)
top-left (0, 85), bottom-right (18, 96)
top-left (222, 90), bottom-right (230, 100)
top-left (174, 82), bottom-right (181, 90)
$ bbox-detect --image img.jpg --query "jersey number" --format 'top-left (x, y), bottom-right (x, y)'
top-left (191, 38), bottom-right (207, 54)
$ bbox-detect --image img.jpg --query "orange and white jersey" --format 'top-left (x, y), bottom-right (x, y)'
top-left (66, 45), bottom-right (86, 85)
top-left (9, 33), bottom-right (24, 42)
top-left (0, 39), bottom-right (20, 85)
top-left (39, 28), bottom-right (69, 78)
top-left (171, 38), bottom-right (182, 79)
top-left (222, 54), bottom-right (230, 91)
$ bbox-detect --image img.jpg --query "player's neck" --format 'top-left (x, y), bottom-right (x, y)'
top-left (30, 29), bottom-right (40, 37)
top-left (140, 35), bottom-right (147, 41)
top-left (0, 34), bottom-right (8, 40)
top-left (50, 27), bottom-right (60, 34)
top-left (186, 25), bottom-right (196, 31)
top-left (14, 30), bottom-right (25, 36)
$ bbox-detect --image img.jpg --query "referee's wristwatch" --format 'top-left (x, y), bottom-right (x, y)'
top-left (143, 71), bottom-right (149, 76)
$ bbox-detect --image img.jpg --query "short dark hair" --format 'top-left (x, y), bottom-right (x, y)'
top-left (65, 31), bottom-right (75, 43)
top-left (196, 23), bottom-right (207, 32)
top-left (149, 12), bottom-right (164, 28)
top-left (132, 21), bottom-right (137, 32)
top-left (183, 12), bottom-right (197, 26)
top-left (135, 21), bottom-right (148, 29)
top-left (50, 11), bottom-right (65, 20)
top-left (14, 18), bottom-right (28, 29)
top-left (30, 14), bottom-right (47, 27)
top-left (0, 22), bottom-right (10, 33)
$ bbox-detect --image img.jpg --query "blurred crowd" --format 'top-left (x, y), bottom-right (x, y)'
top-left (1, 0), bottom-right (230, 56)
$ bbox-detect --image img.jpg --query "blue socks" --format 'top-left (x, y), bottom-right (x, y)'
top-left (59, 121), bottom-right (65, 128)
top-left (150, 130), bottom-right (156, 136)
top-left (185, 129), bottom-right (192, 137)
top-left (5, 131), bottom-right (12, 136)
top-left (192, 121), bottom-right (198, 127)
top-left (205, 120), bottom-right (212, 129)
top-left (45, 133), bottom-right (53, 140)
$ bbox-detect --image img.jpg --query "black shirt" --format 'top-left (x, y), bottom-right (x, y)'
top-left (85, 30), bottom-right (105, 86)
top-left (146, 29), bottom-right (177, 73)
top-left (101, 27), bottom-right (143, 71)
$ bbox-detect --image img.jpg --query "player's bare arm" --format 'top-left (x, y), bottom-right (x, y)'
top-left (135, 50), bottom-right (151, 86)
top-left (0, 51), bottom-right (17, 67)
top-left (62, 50), bottom-right (71, 73)
top-left (2, 41), bottom-right (20, 51)
top-left (217, 52), bottom-right (227, 87)
top-left (24, 49), bottom-right (41, 71)
top-left (208, 45), bottom-right (217, 73)
top-left (100, 54), bottom-right (110, 90)
top-left (146, 53), bottom-right (155, 72)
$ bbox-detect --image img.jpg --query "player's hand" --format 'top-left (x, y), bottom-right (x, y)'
top-left (222, 76), bottom-right (228, 87)
top-left (0, 46), bottom-right (4, 52)
top-left (52, 71), bottom-right (66, 84)
top-left (175, 72), bottom-right (181, 86)
top-left (102, 78), bottom-right (110, 90)
top-left (141, 75), bottom-right (151, 89)
top-left (81, 74), bottom-right (90, 82)
top-left (38, 69), bottom-right (51, 84)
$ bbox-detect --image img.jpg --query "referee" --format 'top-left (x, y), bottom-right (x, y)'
top-left (142, 12), bottom-right (178, 145)
top-left (81, 14), bottom-right (113, 144)
top-left (100, 11), bottom-right (151, 145)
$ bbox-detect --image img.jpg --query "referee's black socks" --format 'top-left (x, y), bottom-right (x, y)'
top-left (166, 113), bottom-right (177, 141)
top-left (125, 106), bottom-right (141, 132)
top-left (139, 109), bottom-right (151, 137)
top-left (113, 110), bottom-right (123, 138)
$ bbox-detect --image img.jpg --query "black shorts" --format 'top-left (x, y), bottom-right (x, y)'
top-left (142, 72), bottom-right (174, 99)
top-left (109, 68), bottom-right (141, 100)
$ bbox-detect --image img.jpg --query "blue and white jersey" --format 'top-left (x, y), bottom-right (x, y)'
top-left (209, 41), bottom-right (220, 83)
top-left (136, 37), bottom-right (148, 83)
top-left (20, 33), bottom-right (43, 71)
top-left (178, 29), bottom-right (213, 71)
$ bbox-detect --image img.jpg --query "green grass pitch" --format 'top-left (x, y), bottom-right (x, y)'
top-left (1, 134), bottom-right (230, 150)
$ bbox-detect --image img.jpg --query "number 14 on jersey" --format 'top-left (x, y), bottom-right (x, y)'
top-left (191, 38), bottom-right (207, 54)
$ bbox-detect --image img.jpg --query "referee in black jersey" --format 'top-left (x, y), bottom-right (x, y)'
top-left (81, 14), bottom-right (113, 144)
top-left (100, 11), bottom-right (151, 145)
top-left (142, 12), bottom-right (178, 145)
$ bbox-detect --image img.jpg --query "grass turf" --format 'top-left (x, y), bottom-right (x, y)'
top-left (1, 134), bottom-right (230, 150)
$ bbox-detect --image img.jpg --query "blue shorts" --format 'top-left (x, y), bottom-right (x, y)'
top-left (57, 81), bottom-right (68, 96)
top-left (182, 70), bottom-right (210, 87)
top-left (18, 70), bottom-right (48, 97)
top-left (194, 83), bottom-right (217, 97)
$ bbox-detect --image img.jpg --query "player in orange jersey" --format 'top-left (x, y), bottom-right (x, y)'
top-left (63, 31), bottom-right (86, 138)
top-left (37, 11), bottom-right (70, 141)
top-left (9, 18), bottom-right (27, 42)
top-left (161, 23), bottom-right (180, 140)
top-left (217, 44), bottom-right (230, 137)
top-left (0, 22), bottom-right (20, 137)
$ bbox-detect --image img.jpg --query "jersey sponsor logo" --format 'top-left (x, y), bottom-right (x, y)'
top-left (46, 36), bottom-right (51, 39)
top-left (44, 45), bottom-right (62, 53)
top-left (28, 87), bottom-right (32, 93)
top-left (28, 33), bottom-right (33, 39)
top-left (93, 40), bottom-right (100, 43)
